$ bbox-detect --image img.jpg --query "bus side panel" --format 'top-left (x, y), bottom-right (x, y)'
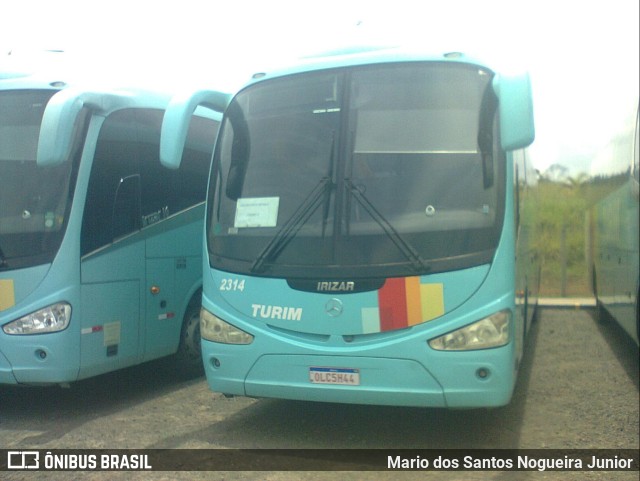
top-left (79, 241), bottom-right (144, 380)
top-left (590, 105), bottom-right (639, 344)
top-left (595, 180), bottom-right (639, 343)
top-left (594, 192), bottom-right (620, 308)
top-left (513, 149), bottom-right (540, 341)
top-left (143, 205), bottom-right (204, 361)
top-left (144, 258), bottom-right (177, 360)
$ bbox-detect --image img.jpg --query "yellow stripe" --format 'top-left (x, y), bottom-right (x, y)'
top-left (0, 279), bottom-right (16, 311)
top-left (420, 283), bottom-right (444, 321)
top-left (405, 277), bottom-right (422, 326)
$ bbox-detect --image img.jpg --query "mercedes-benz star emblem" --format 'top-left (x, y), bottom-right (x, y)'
top-left (325, 298), bottom-right (343, 317)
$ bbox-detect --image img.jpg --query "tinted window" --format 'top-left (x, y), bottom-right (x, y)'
top-left (0, 90), bottom-right (85, 269)
top-left (82, 109), bottom-right (217, 255)
top-left (208, 63), bottom-right (504, 278)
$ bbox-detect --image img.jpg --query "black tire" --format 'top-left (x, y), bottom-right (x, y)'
top-left (176, 295), bottom-right (203, 372)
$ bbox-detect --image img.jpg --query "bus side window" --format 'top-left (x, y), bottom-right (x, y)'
top-left (135, 110), bottom-right (217, 223)
top-left (135, 109), bottom-right (171, 223)
top-left (112, 174), bottom-right (142, 240)
top-left (180, 116), bottom-right (219, 208)
top-left (82, 109), bottom-right (140, 255)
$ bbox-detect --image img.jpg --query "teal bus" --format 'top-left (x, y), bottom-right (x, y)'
top-left (588, 104), bottom-right (639, 345)
top-left (0, 66), bottom-right (220, 385)
top-left (161, 49), bottom-right (538, 407)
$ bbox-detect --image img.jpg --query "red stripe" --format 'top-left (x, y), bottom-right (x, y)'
top-left (378, 278), bottom-right (408, 331)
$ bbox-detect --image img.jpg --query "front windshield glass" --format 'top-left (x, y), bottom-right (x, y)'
top-left (0, 90), bottom-right (81, 270)
top-left (208, 62), bottom-right (505, 278)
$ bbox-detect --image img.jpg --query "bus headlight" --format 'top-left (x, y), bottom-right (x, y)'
top-left (428, 310), bottom-right (511, 351)
top-left (3, 303), bottom-right (71, 335)
top-left (201, 308), bottom-right (253, 345)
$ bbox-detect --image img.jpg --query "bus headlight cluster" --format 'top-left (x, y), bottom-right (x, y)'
top-left (200, 308), bottom-right (254, 345)
top-left (3, 303), bottom-right (71, 335)
top-left (428, 310), bottom-right (511, 351)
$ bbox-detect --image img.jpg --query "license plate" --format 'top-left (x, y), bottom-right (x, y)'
top-left (309, 367), bottom-right (360, 385)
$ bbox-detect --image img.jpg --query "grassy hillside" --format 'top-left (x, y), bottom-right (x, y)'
top-left (535, 176), bottom-right (625, 297)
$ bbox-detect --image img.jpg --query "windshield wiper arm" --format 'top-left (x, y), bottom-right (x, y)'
top-left (251, 177), bottom-right (331, 273)
top-left (344, 179), bottom-right (430, 274)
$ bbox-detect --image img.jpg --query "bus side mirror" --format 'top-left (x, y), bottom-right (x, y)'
top-left (160, 90), bottom-right (231, 170)
top-left (493, 72), bottom-right (535, 151)
top-left (37, 90), bottom-right (85, 167)
top-left (37, 89), bottom-right (124, 166)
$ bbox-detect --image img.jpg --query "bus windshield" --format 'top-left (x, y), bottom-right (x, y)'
top-left (0, 90), bottom-right (80, 270)
top-left (208, 62), bottom-right (505, 278)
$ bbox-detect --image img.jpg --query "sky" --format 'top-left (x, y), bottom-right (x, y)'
top-left (1, 0), bottom-right (638, 175)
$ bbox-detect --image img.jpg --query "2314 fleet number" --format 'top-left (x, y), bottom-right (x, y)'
top-left (220, 279), bottom-right (246, 292)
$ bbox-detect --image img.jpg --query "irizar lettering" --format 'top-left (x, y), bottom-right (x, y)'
top-left (316, 281), bottom-right (355, 292)
top-left (251, 303), bottom-right (302, 321)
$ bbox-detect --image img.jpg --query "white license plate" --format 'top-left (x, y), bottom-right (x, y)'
top-left (309, 367), bottom-right (360, 385)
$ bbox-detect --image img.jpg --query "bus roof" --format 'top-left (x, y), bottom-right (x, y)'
top-left (0, 75), bottom-right (172, 111)
top-left (244, 47), bottom-right (494, 88)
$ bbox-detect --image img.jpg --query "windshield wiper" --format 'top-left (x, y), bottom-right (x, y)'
top-left (251, 131), bottom-right (337, 274)
top-left (251, 177), bottom-right (332, 273)
top-left (344, 179), bottom-right (430, 274)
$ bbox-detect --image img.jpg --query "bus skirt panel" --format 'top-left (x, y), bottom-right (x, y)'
top-left (203, 346), bottom-right (515, 408)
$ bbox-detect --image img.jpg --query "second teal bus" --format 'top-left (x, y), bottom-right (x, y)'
top-left (0, 63), bottom-right (219, 384)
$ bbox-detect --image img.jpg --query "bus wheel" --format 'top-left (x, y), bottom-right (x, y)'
top-left (177, 300), bottom-right (202, 369)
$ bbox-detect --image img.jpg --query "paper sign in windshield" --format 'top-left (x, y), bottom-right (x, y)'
top-left (234, 197), bottom-right (280, 228)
